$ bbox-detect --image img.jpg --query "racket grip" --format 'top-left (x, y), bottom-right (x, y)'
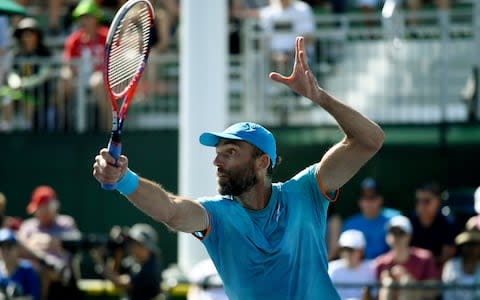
top-left (101, 136), bottom-right (122, 190)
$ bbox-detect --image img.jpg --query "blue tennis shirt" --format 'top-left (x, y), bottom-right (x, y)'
top-left (198, 164), bottom-right (341, 300)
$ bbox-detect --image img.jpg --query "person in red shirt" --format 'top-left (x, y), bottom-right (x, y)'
top-left (375, 216), bottom-right (439, 300)
top-left (56, 0), bottom-right (110, 132)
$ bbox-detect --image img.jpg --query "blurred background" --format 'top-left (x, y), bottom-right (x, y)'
top-left (0, 0), bottom-right (479, 299)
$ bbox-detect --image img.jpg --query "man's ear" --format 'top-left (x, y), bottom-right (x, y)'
top-left (257, 153), bottom-right (270, 170)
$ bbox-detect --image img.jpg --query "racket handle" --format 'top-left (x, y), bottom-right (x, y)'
top-left (101, 133), bottom-right (122, 190)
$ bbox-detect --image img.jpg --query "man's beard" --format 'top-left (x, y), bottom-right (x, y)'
top-left (217, 161), bottom-right (258, 197)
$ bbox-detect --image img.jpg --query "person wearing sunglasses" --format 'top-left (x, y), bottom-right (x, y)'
top-left (408, 181), bottom-right (458, 270)
top-left (375, 216), bottom-right (439, 300)
top-left (328, 229), bottom-right (376, 300)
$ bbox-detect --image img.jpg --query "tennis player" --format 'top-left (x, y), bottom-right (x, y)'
top-left (93, 36), bottom-right (384, 299)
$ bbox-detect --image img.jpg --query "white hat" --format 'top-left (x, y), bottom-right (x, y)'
top-left (387, 216), bottom-right (412, 234)
top-left (339, 230), bottom-right (366, 249)
top-left (474, 186), bottom-right (480, 214)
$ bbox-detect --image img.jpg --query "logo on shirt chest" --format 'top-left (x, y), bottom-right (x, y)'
top-left (275, 203), bottom-right (283, 222)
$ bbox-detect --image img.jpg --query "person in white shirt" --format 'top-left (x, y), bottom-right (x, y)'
top-left (329, 229), bottom-right (376, 300)
top-left (234, 0), bottom-right (315, 73)
top-left (187, 259), bottom-right (228, 300)
top-left (442, 230), bottom-right (480, 300)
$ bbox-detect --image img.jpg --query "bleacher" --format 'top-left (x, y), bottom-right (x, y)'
top-left (1, 1), bottom-right (478, 132)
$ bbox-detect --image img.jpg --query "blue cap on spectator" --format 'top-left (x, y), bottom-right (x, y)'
top-left (0, 229), bottom-right (17, 244)
top-left (199, 122), bottom-right (277, 168)
top-left (361, 177), bottom-right (377, 190)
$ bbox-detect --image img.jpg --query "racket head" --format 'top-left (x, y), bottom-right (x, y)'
top-left (103, 0), bottom-right (155, 120)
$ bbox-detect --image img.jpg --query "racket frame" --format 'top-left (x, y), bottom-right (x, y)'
top-left (101, 0), bottom-right (155, 190)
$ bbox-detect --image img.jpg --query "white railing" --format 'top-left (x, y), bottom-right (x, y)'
top-left (0, 3), bottom-right (478, 133)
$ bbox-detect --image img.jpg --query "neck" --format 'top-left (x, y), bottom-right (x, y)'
top-left (392, 246), bottom-right (410, 263)
top-left (419, 214), bottom-right (436, 226)
top-left (364, 212), bottom-right (380, 219)
top-left (238, 183), bottom-right (272, 210)
top-left (462, 255), bottom-right (478, 272)
top-left (83, 27), bottom-right (97, 39)
top-left (346, 259), bottom-right (361, 269)
top-left (137, 252), bottom-right (151, 264)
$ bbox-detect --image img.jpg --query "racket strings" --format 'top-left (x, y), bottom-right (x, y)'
top-left (107, 3), bottom-right (151, 96)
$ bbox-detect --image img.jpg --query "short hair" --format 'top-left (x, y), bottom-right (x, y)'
top-left (251, 146), bottom-right (281, 179)
top-left (416, 181), bottom-right (442, 198)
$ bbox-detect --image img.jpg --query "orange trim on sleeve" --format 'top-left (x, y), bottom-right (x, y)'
top-left (192, 212), bottom-right (212, 241)
top-left (316, 171), bottom-right (340, 203)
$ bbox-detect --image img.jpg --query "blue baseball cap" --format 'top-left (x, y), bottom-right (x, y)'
top-left (199, 122), bottom-right (277, 168)
top-left (0, 228), bottom-right (17, 244)
top-left (361, 177), bottom-right (377, 190)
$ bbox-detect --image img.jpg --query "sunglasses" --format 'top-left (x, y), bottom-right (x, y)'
top-left (389, 228), bottom-right (407, 236)
top-left (416, 197), bottom-right (435, 205)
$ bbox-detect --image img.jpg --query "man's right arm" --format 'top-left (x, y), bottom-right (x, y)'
top-left (93, 149), bottom-right (208, 233)
top-left (126, 177), bottom-right (208, 233)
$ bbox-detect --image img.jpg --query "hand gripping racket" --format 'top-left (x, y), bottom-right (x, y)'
top-left (101, 0), bottom-right (155, 190)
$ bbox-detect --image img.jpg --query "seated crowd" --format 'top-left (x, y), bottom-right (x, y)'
top-left (0, 186), bottom-right (164, 300)
top-left (1, 178), bottom-right (479, 300)
top-left (328, 178), bottom-right (480, 300)
top-left (0, 0), bottom-right (465, 132)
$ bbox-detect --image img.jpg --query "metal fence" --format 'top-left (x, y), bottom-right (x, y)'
top-left (241, 4), bottom-right (478, 126)
top-left (1, 3), bottom-right (478, 133)
top-left (333, 281), bottom-right (480, 300)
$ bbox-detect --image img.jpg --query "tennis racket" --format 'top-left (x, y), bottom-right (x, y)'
top-left (101, 0), bottom-right (155, 190)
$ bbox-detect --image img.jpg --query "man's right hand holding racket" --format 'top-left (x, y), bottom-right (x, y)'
top-left (93, 149), bottom-right (128, 188)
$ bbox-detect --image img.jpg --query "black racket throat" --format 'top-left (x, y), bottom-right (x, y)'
top-left (110, 131), bottom-right (122, 143)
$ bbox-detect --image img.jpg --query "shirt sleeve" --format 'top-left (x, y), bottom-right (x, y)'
top-left (193, 198), bottom-right (220, 246)
top-left (0, 17), bottom-right (9, 50)
top-left (63, 35), bottom-right (77, 60)
top-left (291, 164), bottom-right (339, 203)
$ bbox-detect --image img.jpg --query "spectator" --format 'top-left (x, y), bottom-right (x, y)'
top-left (0, 228), bottom-right (41, 300)
top-left (187, 258), bottom-right (228, 300)
top-left (116, 0), bottom-right (173, 54)
top-left (16, 0), bottom-right (63, 36)
top-left (0, 16), bottom-right (10, 77)
top-left (229, 0), bottom-right (268, 54)
top-left (0, 15), bottom-right (12, 132)
top-left (18, 185), bottom-right (80, 241)
top-left (56, 0), bottom-right (109, 131)
top-left (465, 186), bottom-right (480, 231)
top-left (409, 181), bottom-right (458, 269)
top-left (93, 223), bottom-right (163, 300)
top-left (328, 229), bottom-right (376, 300)
top-left (152, 0), bottom-right (180, 44)
top-left (356, 0), bottom-right (383, 13)
top-left (343, 177), bottom-right (398, 259)
top-left (0, 192), bottom-right (22, 231)
top-left (2, 17), bottom-right (54, 132)
top-left (442, 230), bottom-right (480, 300)
top-left (375, 216), bottom-right (439, 300)
top-left (405, 0), bottom-right (450, 27)
top-left (406, 0), bottom-right (450, 12)
top-left (235, 0), bottom-right (315, 73)
top-left (17, 185), bottom-right (82, 300)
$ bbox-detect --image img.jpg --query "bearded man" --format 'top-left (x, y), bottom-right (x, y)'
top-left (93, 37), bottom-right (384, 300)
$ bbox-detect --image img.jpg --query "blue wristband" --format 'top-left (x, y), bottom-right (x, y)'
top-left (116, 168), bottom-right (139, 196)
